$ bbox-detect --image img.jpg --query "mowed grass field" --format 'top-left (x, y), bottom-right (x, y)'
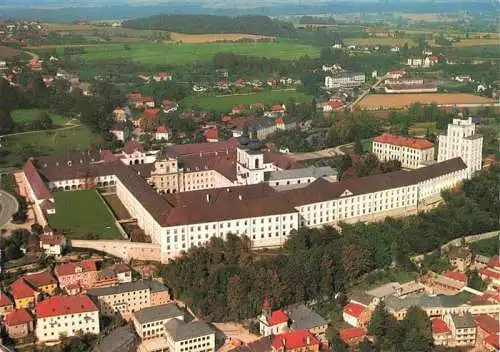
top-left (182, 90), bottom-right (312, 111)
top-left (0, 125), bottom-right (103, 168)
top-left (358, 93), bottom-right (496, 110)
top-left (11, 109), bottom-right (72, 126)
top-left (65, 42), bottom-right (320, 65)
top-left (344, 37), bottom-right (417, 47)
top-left (47, 190), bottom-right (122, 239)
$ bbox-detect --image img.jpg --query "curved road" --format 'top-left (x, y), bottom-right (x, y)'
top-left (0, 190), bottom-right (18, 228)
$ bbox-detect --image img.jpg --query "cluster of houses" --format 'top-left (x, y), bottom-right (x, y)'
top-left (0, 20), bottom-right (46, 45)
top-left (0, 251), bottom-right (218, 352)
top-left (340, 252), bottom-right (500, 350)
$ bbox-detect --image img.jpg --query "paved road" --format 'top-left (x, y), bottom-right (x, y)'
top-left (0, 190), bottom-right (18, 228)
top-left (288, 142), bottom-right (352, 161)
top-left (337, 74), bottom-right (387, 112)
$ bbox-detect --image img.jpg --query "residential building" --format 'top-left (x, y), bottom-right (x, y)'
top-left (438, 118), bottom-right (483, 178)
top-left (23, 270), bottom-right (58, 296)
top-left (384, 82), bottom-right (438, 94)
top-left (110, 122), bottom-right (126, 142)
top-left (271, 330), bottom-right (320, 352)
top-left (35, 295), bottom-right (100, 343)
top-left (131, 303), bottom-right (184, 340)
top-left (286, 304), bottom-right (328, 341)
top-left (434, 271), bottom-right (467, 292)
top-left (155, 126), bottom-right (169, 141)
top-left (443, 312), bottom-right (477, 346)
top-left (431, 318), bottom-right (451, 346)
top-left (387, 70), bottom-right (405, 80)
top-left (39, 234), bottom-right (66, 257)
top-left (372, 134), bottom-right (435, 169)
top-left (325, 73), bottom-right (365, 88)
top-left (0, 292), bottom-right (14, 316)
top-left (91, 326), bottom-right (138, 352)
top-left (475, 314), bottom-right (499, 336)
top-left (112, 263), bottom-right (133, 283)
top-left (164, 319), bottom-right (215, 352)
top-left (55, 260), bottom-right (99, 290)
top-left (4, 309), bottom-right (34, 339)
top-left (343, 303), bottom-right (367, 327)
top-left (259, 299), bottom-right (289, 336)
top-left (145, 280), bottom-right (171, 306)
top-left (339, 328), bottom-right (367, 346)
top-left (366, 281), bottom-right (425, 299)
top-left (204, 127), bottom-right (219, 143)
top-left (153, 72), bottom-right (172, 82)
top-left (9, 278), bottom-right (37, 309)
top-left (87, 281), bottom-right (151, 319)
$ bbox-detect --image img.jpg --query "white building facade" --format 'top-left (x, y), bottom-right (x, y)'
top-left (325, 73), bottom-right (366, 88)
top-left (372, 134), bottom-right (435, 169)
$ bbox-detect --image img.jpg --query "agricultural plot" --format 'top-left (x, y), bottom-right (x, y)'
top-left (358, 93), bottom-right (496, 110)
top-left (428, 38), bottom-right (499, 47)
top-left (344, 37), bottom-right (417, 47)
top-left (67, 42), bottom-right (320, 65)
top-left (0, 126), bottom-right (103, 168)
top-left (11, 109), bottom-right (71, 126)
top-left (182, 90), bottom-right (312, 111)
top-left (47, 190), bottom-right (122, 239)
top-left (0, 45), bottom-right (20, 59)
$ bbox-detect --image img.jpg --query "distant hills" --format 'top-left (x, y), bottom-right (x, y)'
top-left (122, 14), bottom-right (297, 37)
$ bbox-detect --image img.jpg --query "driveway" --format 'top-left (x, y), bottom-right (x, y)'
top-left (0, 190), bottom-right (18, 228)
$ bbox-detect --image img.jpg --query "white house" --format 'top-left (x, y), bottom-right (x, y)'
top-left (39, 234), bottom-right (66, 257)
top-left (164, 320), bottom-right (215, 352)
top-left (343, 303), bottom-right (366, 327)
top-left (155, 126), bottom-right (169, 141)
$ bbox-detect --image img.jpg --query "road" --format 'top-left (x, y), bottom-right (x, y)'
top-left (337, 74), bottom-right (387, 111)
top-left (0, 123), bottom-right (81, 138)
top-left (0, 190), bottom-right (18, 228)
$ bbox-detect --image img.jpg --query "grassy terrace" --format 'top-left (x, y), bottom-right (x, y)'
top-left (11, 109), bottom-right (71, 126)
top-left (47, 190), bottom-right (122, 240)
top-left (0, 126), bottom-right (103, 168)
top-left (182, 90), bottom-right (312, 111)
top-left (65, 42), bottom-right (320, 65)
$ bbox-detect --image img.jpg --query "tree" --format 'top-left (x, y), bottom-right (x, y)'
top-left (401, 306), bottom-right (433, 352)
top-left (0, 110), bottom-right (14, 134)
top-left (368, 301), bottom-right (390, 343)
top-left (328, 329), bottom-right (348, 352)
top-left (38, 111), bottom-right (53, 129)
top-left (380, 159), bottom-right (402, 173)
top-left (467, 269), bottom-right (486, 291)
top-left (354, 134), bottom-right (363, 154)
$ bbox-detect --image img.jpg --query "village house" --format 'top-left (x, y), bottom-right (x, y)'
top-left (0, 292), bottom-right (14, 316)
top-left (4, 309), bottom-right (34, 339)
top-left (259, 299), bottom-right (289, 337)
top-left (443, 312), bottom-right (477, 347)
top-left (110, 122), bottom-right (126, 142)
top-left (286, 304), bottom-right (328, 341)
top-left (111, 263), bottom-right (133, 283)
top-left (39, 234), bottom-right (66, 257)
top-left (339, 327), bottom-right (367, 346)
top-left (28, 59), bottom-right (42, 71)
top-left (479, 256), bottom-right (500, 289)
top-left (153, 72), bottom-right (172, 82)
top-left (35, 295), bottom-right (100, 343)
top-left (271, 330), bottom-right (320, 352)
top-left (131, 303), bottom-right (184, 340)
top-left (113, 106), bottom-right (131, 122)
top-left (164, 319), bottom-right (215, 352)
top-left (434, 271), bottom-right (468, 292)
top-left (162, 99), bottom-right (178, 114)
top-left (343, 302), bottom-right (370, 328)
top-left (10, 278), bottom-right (37, 309)
top-left (23, 270), bottom-right (58, 296)
top-left (204, 127), bottom-right (219, 143)
top-left (55, 259), bottom-right (99, 290)
top-left (431, 318), bottom-right (451, 346)
top-left (155, 126), bottom-right (169, 141)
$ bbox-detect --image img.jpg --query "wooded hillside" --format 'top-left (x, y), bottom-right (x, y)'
top-left (122, 14), bottom-right (297, 37)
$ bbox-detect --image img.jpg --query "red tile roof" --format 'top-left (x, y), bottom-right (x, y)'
top-left (484, 334), bottom-right (500, 349)
top-left (443, 271), bottom-right (467, 283)
top-left (204, 127), bottom-right (219, 141)
top-left (40, 234), bottom-right (65, 246)
top-left (0, 292), bottom-right (13, 307)
top-left (489, 256), bottom-right (500, 268)
top-left (374, 133), bottom-right (433, 150)
top-left (267, 309), bottom-right (289, 325)
top-left (127, 92), bottom-right (143, 103)
top-left (164, 138), bottom-right (239, 157)
top-left (40, 199), bottom-right (55, 211)
top-left (271, 104), bottom-right (284, 112)
top-left (4, 309), bottom-right (33, 326)
top-left (475, 315), bottom-right (500, 334)
top-left (55, 260), bottom-right (97, 277)
top-left (143, 108), bottom-right (160, 119)
top-left (180, 151), bottom-right (237, 181)
top-left (156, 126), bottom-right (168, 133)
top-left (339, 328), bottom-right (366, 342)
top-left (123, 140), bottom-right (143, 155)
top-left (10, 278), bottom-right (36, 299)
top-left (275, 118), bottom-right (284, 125)
top-left (271, 330), bottom-right (319, 350)
top-left (431, 318), bottom-right (450, 334)
top-left (35, 295), bottom-right (98, 318)
top-left (23, 159), bottom-right (52, 200)
top-left (343, 303), bottom-right (366, 318)
top-left (23, 271), bottom-right (57, 288)
top-left (480, 268), bottom-right (500, 280)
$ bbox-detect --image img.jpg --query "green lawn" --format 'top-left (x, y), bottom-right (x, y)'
top-left (0, 126), bottom-right (104, 168)
top-left (409, 122), bottom-right (439, 136)
top-left (47, 190), bottom-right (122, 239)
top-left (470, 234), bottom-right (500, 257)
top-left (182, 90), bottom-right (312, 111)
top-left (69, 42), bottom-right (320, 65)
top-left (11, 109), bottom-right (71, 126)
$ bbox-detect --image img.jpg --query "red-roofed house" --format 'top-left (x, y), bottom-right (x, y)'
top-left (475, 314), bottom-right (500, 335)
top-left (153, 72), bottom-right (172, 82)
top-left (35, 295), bottom-right (99, 342)
top-left (343, 303), bottom-right (367, 327)
top-left (372, 133), bottom-right (435, 169)
top-left (23, 270), bottom-right (58, 295)
top-left (155, 125), bottom-right (169, 141)
top-left (0, 291), bottom-right (14, 316)
top-left (271, 330), bottom-right (319, 352)
top-left (488, 256), bottom-right (500, 270)
top-left (480, 267), bottom-right (500, 288)
top-left (127, 92), bottom-right (144, 108)
top-left (431, 318), bottom-right (451, 346)
top-left (259, 298), bottom-right (289, 336)
top-left (161, 99), bottom-right (178, 113)
top-left (323, 99), bottom-right (342, 112)
top-left (387, 70), bottom-right (406, 80)
top-left (28, 59), bottom-right (42, 71)
top-left (142, 108), bottom-right (160, 120)
top-left (444, 271), bottom-right (467, 284)
top-left (4, 309), bottom-right (34, 339)
top-left (55, 260), bottom-right (99, 290)
top-left (339, 327), bottom-right (367, 345)
top-left (10, 278), bottom-right (37, 309)
top-left (483, 333), bottom-right (500, 351)
top-left (204, 127), bottom-right (219, 143)
top-left (39, 234), bottom-right (67, 257)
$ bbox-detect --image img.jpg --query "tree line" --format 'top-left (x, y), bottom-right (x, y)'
top-left (161, 166), bottom-right (499, 322)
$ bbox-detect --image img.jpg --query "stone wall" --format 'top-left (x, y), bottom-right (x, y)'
top-left (70, 240), bottom-right (161, 262)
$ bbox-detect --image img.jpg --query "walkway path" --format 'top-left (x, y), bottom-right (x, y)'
top-left (0, 190), bottom-right (18, 228)
top-left (288, 142), bottom-right (352, 161)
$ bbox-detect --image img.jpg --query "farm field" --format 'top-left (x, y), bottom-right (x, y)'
top-left (0, 45), bottom-right (20, 59)
top-left (170, 32), bottom-right (272, 43)
top-left (63, 42), bottom-right (320, 65)
top-left (47, 190), bottom-right (122, 239)
top-left (182, 90), bottom-right (312, 111)
top-left (11, 109), bottom-right (71, 126)
top-left (0, 125), bottom-right (103, 168)
top-left (428, 38), bottom-right (499, 47)
top-left (358, 93), bottom-right (496, 110)
top-left (344, 37), bottom-right (416, 47)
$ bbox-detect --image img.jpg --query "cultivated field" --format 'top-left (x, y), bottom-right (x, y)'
top-left (358, 93), bottom-right (497, 110)
top-left (0, 45), bottom-right (20, 59)
top-left (182, 90), bottom-right (312, 111)
top-left (71, 42), bottom-right (319, 65)
top-left (170, 32), bottom-right (273, 43)
top-left (428, 38), bottom-right (499, 47)
top-left (344, 37), bottom-right (417, 47)
top-left (47, 190), bottom-right (122, 239)
top-left (11, 109), bottom-right (71, 126)
top-left (0, 126), bottom-right (103, 168)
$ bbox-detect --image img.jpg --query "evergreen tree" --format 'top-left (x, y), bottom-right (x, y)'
top-left (328, 330), bottom-right (348, 352)
top-left (401, 306), bottom-right (433, 352)
top-left (368, 301), bottom-right (390, 343)
top-left (354, 134), bottom-right (363, 154)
